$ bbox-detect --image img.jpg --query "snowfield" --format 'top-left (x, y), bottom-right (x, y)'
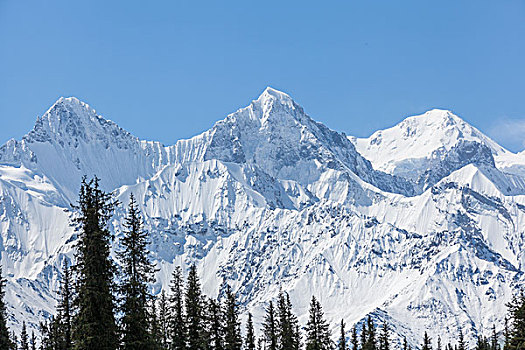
top-left (1, 88), bottom-right (524, 347)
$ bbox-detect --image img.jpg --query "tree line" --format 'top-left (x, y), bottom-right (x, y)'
top-left (1, 176), bottom-right (525, 350)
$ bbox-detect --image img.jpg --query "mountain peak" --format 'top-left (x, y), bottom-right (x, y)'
top-left (254, 86), bottom-right (295, 110)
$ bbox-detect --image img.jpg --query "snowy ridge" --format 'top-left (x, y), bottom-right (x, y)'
top-left (1, 88), bottom-right (525, 347)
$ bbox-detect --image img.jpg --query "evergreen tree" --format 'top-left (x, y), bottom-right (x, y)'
top-left (118, 194), bottom-right (156, 350)
top-left (57, 260), bottom-right (73, 350)
top-left (476, 336), bottom-right (490, 350)
top-left (0, 265), bottom-right (13, 350)
top-left (169, 266), bottom-right (186, 350)
top-left (158, 291), bottom-right (169, 349)
top-left (71, 177), bottom-right (118, 350)
top-left (360, 322), bottom-right (367, 350)
top-left (245, 313), bottom-right (256, 350)
top-left (507, 291), bottom-right (525, 350)
top-left (351, 326), bottom-right (358, 350)
top-left (458, 328), bottom-right (466, 350)
top-left (437, 336), bottom-right (442, 350)
top-left (207, 298), bottom-right (224, 350)
top-left (263, 301), bottom-right (278, 350)
top-left (504, 317), bottom-right (511, 350)
top-left (12, 331), bottom-right (17, 350)
top-left (277, 292), bottom-right (300, 350)
top-left (148, 297), bottom-right (163, 350)
top-left (378, 321), bottom-right (388, 350)
top-left (363, 317), bottom-right (375, 350)
top-left (422, 332), bottom-right (432, 350)
top-left (305, 296), bottom-right (332, 350)
top-left (491, 325), bottom-right (499, 350)
top-left (403, 337), bottom-right (408, 350)
top-left (31, 331), bottom-right (36, 350)
top-left (185, 264), bottom-right (205, 350)
top-left (20, 321), bottom-right (29, 350)
top-left (223, 286), bottom-right (242, 350)
top-left (338, 320), bottom-right (347, 350)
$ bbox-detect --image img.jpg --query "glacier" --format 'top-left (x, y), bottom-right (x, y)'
top-left (1, 87), bottom-right (524, 347)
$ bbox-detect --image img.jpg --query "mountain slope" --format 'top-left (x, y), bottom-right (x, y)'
top-left (352, 109), bottom-right (525, 195)
top-left (1, 89), bottom-right (525, 347)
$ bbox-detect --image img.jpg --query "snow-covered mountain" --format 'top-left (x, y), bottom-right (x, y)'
top-left (1, 88), bottom-right (525, 347)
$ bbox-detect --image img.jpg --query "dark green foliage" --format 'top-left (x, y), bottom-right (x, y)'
top-left (422, 332), bottom-right (432, 350)
top-left (361, 322), bottom-right (368, 350)
top-left (148, 297), bottom-right (163, 350)
top-left (169, 266), bottom-right (186, 350)
top-left (57, 261), bottom-right (73, 350)
top-left (403, 337), bottom-right (408, 350)
top-left (458, 328), bottom-right (466, 350)
top-left (362, 317), bottom-right (375, 350)
top-left (476, 335), bottom-right (490, 350)
top-left (31, 331), bottom-right (36, 350)
top-left (351, 326), bottom-right (358, 350)
top-left (277, 292), bottom-right (300, 350)
top-left (118, 194), bottom-right (156, 350)
top-left (263, 301), bottom-right (278, 350)
top-left (305, 296), bottom-right (332, 350)
top-left (207, 298), bottom-right (224, 350)
top-left (504, 317), bottom-right (511, 350)
top-left (185, 264), bottom-right (205, 350)
top-left (71, 177), bottom-right (118, 350)
top-left (245, 313), bottom-right (256, 350)
top-left (20, 321), bottom-right (29, 350)
top-left (491, 325), bottom-right (499, 350)
top-left (0, 265), bottom-right (13, 350)
top-left (338, 320), bottom-right (347, 350)
top-left (507, 291), bottom-right (525, 350)
top-left (223, 286), bottom-right (242, 350)
top-left (157, 291), bottom-right (169, 349)
top-left (378, 321), bottom-right (389, 350)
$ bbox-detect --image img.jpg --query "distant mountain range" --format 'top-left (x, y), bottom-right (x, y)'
top-left (1, 87), bottom-right (524, 346)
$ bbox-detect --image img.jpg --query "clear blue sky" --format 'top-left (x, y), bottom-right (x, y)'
top-left (1, 1), bottom-right (525, 151)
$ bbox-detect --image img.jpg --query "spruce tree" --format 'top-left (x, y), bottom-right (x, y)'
top-left (31, 331), bottom-right (36, 350)
top-left (245, 313), bottom-right (256, 350)
top-left (207, 298), bottom-right (224, 350)
top-left (504, 317), bottom-right (511, 350)
top-left (185, 264), bottom-right (205, 350)
top-left (169, 266), bottom-right (186, 350)
top-left (361, 322), bottom-right (367, 350)
top-left (223, 286), bottom-right (242, 350)
top-left (508, 291), bottom-right (525, 350)
top-left (11, 331), bottom-right (17, 350)
top-left (363, 317), bottom-right (375, 350)
top-left (148, 297), bottom-right (163, 350)
top-left (277, 292), bottom-right (300, 350)
top-left (338, 320), bottom-right (347, 350)
top-left (351, 326), bottom-right (358, 350)
top-left (20, 321), bottom-right (29, 350)
top-left (305, 296), bottom-right (332, 350)
top-left (118, 194), bottom-right (156, 350)
top-left (158, 291), bottom-right (169, 349)
top-left (403, 337), bottom-right (408, 350)
top-left (0, 265), bottom-right (12, 350)
top-left (71, 177), bottom-right (118, 350)
top-left (57, 260), bottom-right (73, 350)
top-left (378, 321), bottom-right (389, 350)
top-left (491, 325), bottom-right (499, 350)
top-left (263, 301), bottom-right (278, 350)
top-left (437, 336), bottom-right (442, 350)
top-left (422, 332), bottom-right (432, 350)
top-left (458, 328), bottom-right (466, 350)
